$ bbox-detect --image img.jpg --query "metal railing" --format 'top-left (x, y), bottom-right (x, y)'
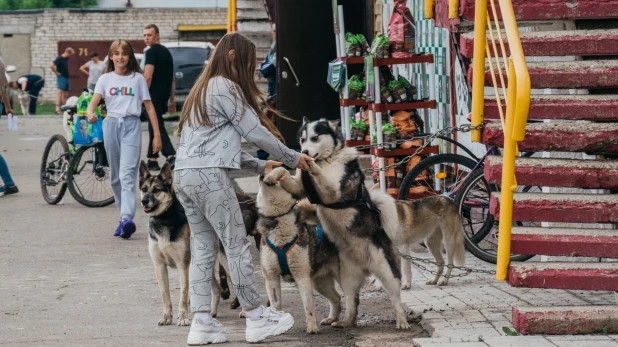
top-left (469, 0), bottom-right (530, 280)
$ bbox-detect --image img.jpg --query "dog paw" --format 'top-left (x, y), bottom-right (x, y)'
top-left (158, 314), bottom-right (173, 326)
top-left (211, 310), bottom-right (218, 318)
top-left (320, 317), bottom-right (338, 325)
top-left (306, 322), bottom-right (319, 334)
top-left (177, 317), bottom-right (191, 326)
top-left (263, 167), bottom-right (287, 186)
top-left (401, 283), bottom-right (411, 290)
top-left (425, 279), bottom-right (438, 285)
top-left (437, 279), bottom-right (449, 286)
top-left (230, 296), bottom-right (240, 309)
top-left (238, 310), bottom-right (246, 319)
top-left (331, 320), bottom-right (355, 329)
top-left (308, 161), bottom-right (321, 176)
top-left (396, 320), bottom-right (411, 330)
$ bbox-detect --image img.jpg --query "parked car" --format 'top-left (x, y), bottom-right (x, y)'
top-left (142, 41), bottom-right (215, 108)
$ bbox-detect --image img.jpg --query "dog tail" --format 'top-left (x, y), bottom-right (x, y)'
top-left (453, 221), bottom-right (466, 267)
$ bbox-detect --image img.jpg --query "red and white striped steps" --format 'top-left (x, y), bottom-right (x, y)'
top-left (511, 227), bottom-right (618, 258)
top-left (490, 192), bottom-right (618, 224)
top-left (513, 306), bottom-right (618, 335)
top-left (461, 29), bottom-right (618, 58)
top-left (482, 122), bottom-right (618, 154)
top-left (460, 0), bottom-right (618, 21)
top-left (509, 262), bottom-right (618, 291)
top-left (484, 95), bottom-right (618, 121)
top-left (482, 60), bottom-right (618, 89)
top-left (484, 155), bottom-right (618, 189)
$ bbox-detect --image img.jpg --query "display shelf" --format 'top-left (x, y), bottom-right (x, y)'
top-left (340, 99), bottom-right (369, 107)
top-left (371, 100), bottom-right (436, 112)
top-left (345, 140), bottom-right (370, 147)
top-left (375, 54), bottom-right (434, 66)
top-left (343, 56), bottom-right (367, 64)
top-left (370, 145), bottom-right (439, 157)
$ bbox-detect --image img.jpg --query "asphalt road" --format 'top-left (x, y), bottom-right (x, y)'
top-left (0, 116), bottom-right (426, 346)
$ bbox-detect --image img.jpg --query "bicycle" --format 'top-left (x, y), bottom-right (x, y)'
top-left (40, 95), bottom-right (114, 207)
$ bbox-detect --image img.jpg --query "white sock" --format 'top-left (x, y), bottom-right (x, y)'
top-left (194, 311), bottom-right (213, 325)
top-left (244, 305), bottom-right (264, 321)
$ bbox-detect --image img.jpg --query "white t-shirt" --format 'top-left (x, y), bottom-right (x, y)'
top-left (94, 72), bottom-right (150, 118)
top-left (86, 60), bottom-right (105, 85)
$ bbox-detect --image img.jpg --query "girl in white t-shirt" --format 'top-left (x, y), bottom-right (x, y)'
top-left (86, 39), bottom-right (162, 239)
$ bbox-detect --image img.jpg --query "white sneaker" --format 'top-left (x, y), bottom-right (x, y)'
top-left (187, 317), bottom-right (227, 345)
top-left (245, 306), bottom-right (295, 343)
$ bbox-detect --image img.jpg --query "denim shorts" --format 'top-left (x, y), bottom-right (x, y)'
top-left (57, 76), bottom-right (71, 91)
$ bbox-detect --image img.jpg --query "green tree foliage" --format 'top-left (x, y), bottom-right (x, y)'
top-left (0, 0), bottom-right (96, 10)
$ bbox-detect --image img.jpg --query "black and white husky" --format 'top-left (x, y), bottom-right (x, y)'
top-left (268, 118), bottom-right (466, 329)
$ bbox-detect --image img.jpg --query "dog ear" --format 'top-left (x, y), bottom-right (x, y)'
top-left (138, 160), bottom-right (150, 184)
top-left (328, 119), bottom-right (340, 131)
top-left (159, 162), bottom-right (173, 186)
top-left (302, 116), bottom-right (309, 125)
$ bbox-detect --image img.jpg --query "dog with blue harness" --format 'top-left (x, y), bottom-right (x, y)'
top-left (256, 173), bottom-right (342, 334)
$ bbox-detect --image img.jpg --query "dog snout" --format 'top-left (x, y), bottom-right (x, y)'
top-left (141, 196), bottom-right (150, 207)
top-left (302, 150), bottom-right (309, 155)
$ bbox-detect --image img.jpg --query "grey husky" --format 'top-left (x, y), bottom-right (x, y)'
top-left (268, 118), bottom-right (466, 329)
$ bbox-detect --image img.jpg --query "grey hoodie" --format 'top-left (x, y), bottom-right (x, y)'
top-left (175, 76), bottom-right (300, 174)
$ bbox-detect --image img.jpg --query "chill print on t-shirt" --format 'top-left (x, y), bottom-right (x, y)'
top-left (109, 87), bottom-right (135, 96)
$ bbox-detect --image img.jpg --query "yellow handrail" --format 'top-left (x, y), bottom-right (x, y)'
top-left (469, 0), bottom-right (530, 280)
top-left (227, 0), bottom-right (237, 33)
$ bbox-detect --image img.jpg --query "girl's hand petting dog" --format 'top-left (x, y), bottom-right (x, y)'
top-left (296, 153), bottom-right (314, 171)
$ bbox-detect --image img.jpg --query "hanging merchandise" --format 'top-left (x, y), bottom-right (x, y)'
top-left (382, 123), bottom-right (397, 150)
top-left (345, 32), bottom-right (360, 57)
top-left (388, 79), bottom-right (407, 103)
top-left (388, 0), bottom-right (416, 57)
top-left (370, 34), bottom-right (391, 59)
top-left (347, 75), bottom-right (364, 100)
top-left (327, 59), bottom-right (346, 92)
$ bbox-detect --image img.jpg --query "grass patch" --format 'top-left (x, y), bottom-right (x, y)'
top-left (13, 103), bottom-right (57, 116)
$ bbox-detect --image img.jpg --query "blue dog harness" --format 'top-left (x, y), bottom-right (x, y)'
top-left (264, 224), bottom-right (324, 276)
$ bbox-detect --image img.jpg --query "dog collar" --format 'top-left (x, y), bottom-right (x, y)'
top-left (258, 201), bottom-right (298, 219)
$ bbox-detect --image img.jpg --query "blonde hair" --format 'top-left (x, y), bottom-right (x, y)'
top-left (105, 40), bottom-right (142, 75)
top-left (178, 32), bottom-right (288, 142)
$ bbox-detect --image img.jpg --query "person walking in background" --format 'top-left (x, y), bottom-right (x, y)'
top-left (9, 74), bottom-right (45, 115)
top-left (86, 39), bottom-right (161, 239)
top-left (175, 32), bottom-right (313, 345)
top-left (51, 47), bottom-right (74, 115)
top-left (80, 52), bottom-right (105, 91)
top-left (257, 23), bottom-right (278, 160)
top-left (0, 59), bottom-right (14, 116)
top-left (142, 24), bottom-right (176, 171)
top-left (0, 154), bottom-right (18, 197)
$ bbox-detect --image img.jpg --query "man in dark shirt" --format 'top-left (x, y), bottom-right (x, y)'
top-left (9, 74), bottom-right (45, 115)
top-left (50, 47), bottom-right (74, 115)
top-left (143, 24), bottom-right (176, 171)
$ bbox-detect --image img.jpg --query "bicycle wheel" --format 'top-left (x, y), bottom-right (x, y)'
top-left (67, 144), bottom-right (115, 208)
top-left (454, 169), bottom-right (535, 263)
top-left (398, 153), bottom-right (478, 201)
top-left (40, 135), bottom-right (70, 204)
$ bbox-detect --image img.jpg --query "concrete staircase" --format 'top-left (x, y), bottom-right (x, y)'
top-left (456, 0), bottom-right (618, 336)
top-left (235, 0), bottom-right (271, 92)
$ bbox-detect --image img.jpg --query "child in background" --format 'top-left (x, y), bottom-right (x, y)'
top-left (87, 39), bottom-right (162, 239)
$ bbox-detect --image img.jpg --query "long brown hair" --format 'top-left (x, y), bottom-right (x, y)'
top-left (178, 32), bottom-right (287, 141)
top-left (105, 39), bottom-right (143, 75)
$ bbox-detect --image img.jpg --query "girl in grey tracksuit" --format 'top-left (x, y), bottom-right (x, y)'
top-left (175, 32), bottom-right (312, 344)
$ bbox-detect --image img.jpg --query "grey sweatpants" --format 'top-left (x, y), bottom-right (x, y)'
top-left (174, 167), bottom-right (260, 312)
top-left (103, 116), bottom-right (142, 221)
